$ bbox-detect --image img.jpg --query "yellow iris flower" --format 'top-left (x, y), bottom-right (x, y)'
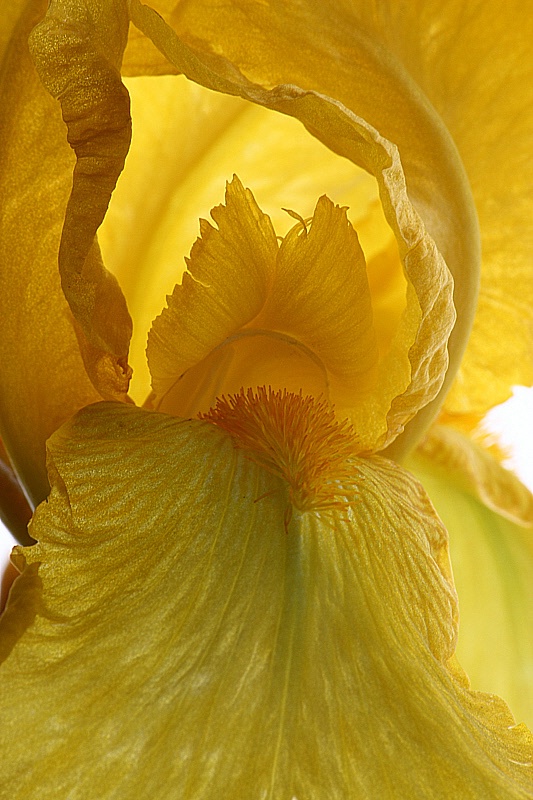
top-left (1, 1), bottom-right (533, 797)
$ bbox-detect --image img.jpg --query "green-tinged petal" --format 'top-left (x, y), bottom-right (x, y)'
top-left (147, 178), bottom-right (381, 430)
top-left (127, 0), bottom-right (457, 453)
top-left (29, 0), bottom-right (133, 401)
top-left (418, 424), bottom-right (533, 528)
top-left (0, 0), bottom-right (101, 509)
top-left (99, 74), bottom-right (399, 404)
top-left (1, 399), bottom-right (533, 798)
top-left (409, 452), bottom-right (533, 731)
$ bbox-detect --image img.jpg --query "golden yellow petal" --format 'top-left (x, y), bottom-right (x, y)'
top-left (418, 424), bottom-right (533, 528)
top-left (99, 74), bottom-right (396, 404)
top-left (29, 0), bottom-right (133, 401)
top-left (383, 3), bottom-right (533, 415)
top-left (1, 400), bottom-right (533, 797)
top-left (0, 0), bottom-right (101, 507)
top-left (170, 0), bottom-right (532, 420)
top-left (409, 451), bottom-right (533, 731)
top-left (128, 0), bottom-right (458, 453)
top-left (258, 196), bottom-right (379, 401)
top-left (147, 176), bottom-right (279, 413)
top-left (147, 179), bottom-right (381, 424)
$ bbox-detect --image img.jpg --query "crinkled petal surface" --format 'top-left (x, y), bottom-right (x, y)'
top-left (29, 0), bottom-right (133, 400)
top-left (147, 176), bottom-right (449, 452)
top-left (409, 452), bottom-right (533, 731)
top-left (147, 178), bottom-right (380, 431)
top-left (128, 0), bottom-right (458, 454)
top-left (0, 0), bottom-right (101, 507)
top-left (1, 402), bottom-right (533, 799)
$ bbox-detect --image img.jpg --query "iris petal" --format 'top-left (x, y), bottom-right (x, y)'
top-left (1, 400), bottom-right (532, 797)
top-left (0, 0), bottom-right (100, 507)
top-left (418, 424), bottom-right (533, 528)
top-left (29, 0), bottom-right (133, 401)
top-left (128, 0), bottom-right (457, 453)
top-left (410, 451), bottom-right (533, 730)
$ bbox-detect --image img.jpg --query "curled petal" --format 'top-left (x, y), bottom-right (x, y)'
top-left (29, 0), bottom-right (133, 401)
top-left (169, 0), bottom-right (533, 423)
top-left (0, 0), bottom-right (101, 506)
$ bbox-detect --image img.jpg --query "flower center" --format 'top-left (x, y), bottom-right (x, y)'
top-left (200, 386), bottom-right (362, 515)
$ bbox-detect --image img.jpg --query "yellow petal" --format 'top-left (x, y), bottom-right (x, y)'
top-left (148, 178), bottom-right (382, 435)
top-left (147, 176), bottom-right (279, 413)
top-left (1, 399), bottom-right (533, 797)
top-left (170, 0), bottom-right (532, 420)
top-left (0, 0), bottom-right (101, 506)
top-left (99, 73), bottom-right (398, 404)
top-left (29, 0), bottom-right (133, 401)
top-left (409, 451), bottom-right (533, 731)
top-left (418, 424), bottom-right (533, 528)
top-left (127, 0), bottom-right (458, 454)
top-left (258, 196), bottom-right (379, 400)
top-left (396, 4), bottom-right (533, 416)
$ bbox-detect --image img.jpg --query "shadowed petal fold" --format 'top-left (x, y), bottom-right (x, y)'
top-left (29, 0), bottom-right (133, 401)
top-left (0, 0), bottom-right (101, 508)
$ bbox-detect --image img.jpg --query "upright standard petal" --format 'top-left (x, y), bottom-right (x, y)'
top-left (0, 0), bottom-right (101, 509)
top-left (148, 177), bottom-right (381, 439)
top-left (29, 0), bottom-right (133, 401)
top-left (98, 74), bottom-right (395, 404)
top-left (128, 0), bottom-right (458, 453)
top-left (134, 0), bottom-right (479, 448)
top-left (167, 0), bottom-right (532, 421)
top-left (1, 399), bottom-right (532, 798)
top-left (148, 176), bottom-right (452, 452)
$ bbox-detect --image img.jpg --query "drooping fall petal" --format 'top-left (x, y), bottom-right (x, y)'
top-left (409, 451), bottom-right (533, 731)
top-left (1, 399), bottom-right (532, 798)
top-left (0, 0), bottom-right (101, 508)
top-left (29, 0), bottom-right (133, 401)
